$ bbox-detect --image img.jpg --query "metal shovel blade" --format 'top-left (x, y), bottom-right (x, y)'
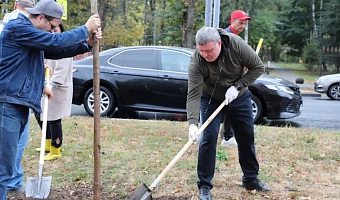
top-left (129, 183), bottom-right (153, 200)
top-left (26, 176), bottom-right (52, 198)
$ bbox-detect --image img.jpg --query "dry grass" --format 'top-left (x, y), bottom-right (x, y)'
top-left (21, 115), bottom-right (340, 199)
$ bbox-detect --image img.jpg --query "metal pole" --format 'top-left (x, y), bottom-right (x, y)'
top-left (90, 0), bottom-right (101, 199)
top-left (204, 0), bottom-right (212, 27)
top-left (212, 0), bottom-right (220, 28)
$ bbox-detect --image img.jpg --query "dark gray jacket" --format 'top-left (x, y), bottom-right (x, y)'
top-left (186, 28), bottom-right (264, 125)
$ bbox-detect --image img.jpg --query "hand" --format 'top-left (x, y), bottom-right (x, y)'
top-left (87, 28), bottom-right (102, 46)
top-left (85, 14), bottom-right (101, 33)
top-left (225, 86), bottom-right (239, 105)
top-left (43, 87), bottom-right (53, 100)
top-left (188, 124), bottom-right (200, 143)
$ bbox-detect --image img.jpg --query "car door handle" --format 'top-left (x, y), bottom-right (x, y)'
top-left (159, 75), bottom-right (172, 79)
top-left (109, 71), bottom-right (122, 75)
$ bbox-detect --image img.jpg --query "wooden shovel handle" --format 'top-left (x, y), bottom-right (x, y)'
top-left (149, 101), bottom-right (225, 190)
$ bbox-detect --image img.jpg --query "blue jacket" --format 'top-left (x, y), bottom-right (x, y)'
top-left (0, 13), bottom-right (92, 112)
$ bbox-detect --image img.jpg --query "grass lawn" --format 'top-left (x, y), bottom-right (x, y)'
top-left (8, 115), bottom-right (340, 199)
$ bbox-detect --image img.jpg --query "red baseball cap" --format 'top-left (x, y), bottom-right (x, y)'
top-left (230, 10), bottom-right (252, 22)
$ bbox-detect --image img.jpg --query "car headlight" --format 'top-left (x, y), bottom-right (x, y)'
top-left (265, 85), bottom-right (295, 95)
top-left (315, 77), bottom-right (326, 84)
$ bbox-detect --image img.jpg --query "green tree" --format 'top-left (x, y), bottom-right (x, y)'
top-left (302, 38), bottom-right (319, 72)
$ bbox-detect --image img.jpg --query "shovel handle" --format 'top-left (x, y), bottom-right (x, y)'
top-left (149, 101), bottom-right (225, 190)
top-left (255, 38), bottom-right (263, 55)
top-left (39, 68), bottom-right (51, 165)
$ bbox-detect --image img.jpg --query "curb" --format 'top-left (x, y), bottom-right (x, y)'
top-left (301, 93), bottom-right (321, 97)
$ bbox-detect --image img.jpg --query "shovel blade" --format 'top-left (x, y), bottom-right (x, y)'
top-left (26, 176), bottom-right (52, 198)
top-left (129, 183), bottom-right (153, 200)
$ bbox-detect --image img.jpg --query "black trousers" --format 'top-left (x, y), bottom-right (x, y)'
top-left (34, 112), bottom-right (63, 148)
top-left (197, 90), bottom-right (259, 189)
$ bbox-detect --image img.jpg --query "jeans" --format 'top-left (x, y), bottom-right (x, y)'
top-left (7, 116), bottom-right (30, 190)
top-left (0, 103), bottom-right (29, 200)
top-left (197, 90), bottom-right (259, 189)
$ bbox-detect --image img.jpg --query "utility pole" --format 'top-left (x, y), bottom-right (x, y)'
top-left (204, 0), bottom-right (212, 27)
top-left (212, 0), bottom-right (220, 28)
top-left (244, 9), bottom-right (249, 44)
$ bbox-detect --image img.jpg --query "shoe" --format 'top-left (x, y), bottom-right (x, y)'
top-left (242, 179), bottom-right (271, 191)
top-left (44, 146), bottom-right (61, 161)
top-left (35, 139), bottom-right (52, 152)
top-left (220, 136), bottom-right (237, 147)
top-left (7, 183), bottom-right (26, 194)
top-left (199, 186), bottom-right (212, 200)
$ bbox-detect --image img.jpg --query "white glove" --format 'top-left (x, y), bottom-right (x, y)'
top-left (225, 86), bottom-right (239, 105)
top-left (188, 124), bottom-right (200, 143)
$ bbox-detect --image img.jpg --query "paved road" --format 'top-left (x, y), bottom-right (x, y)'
top-left (261, 94), bottom-right (340, 130)
top-left (269, 65), bottom-right (315, 91)
top-left (72, 65), bottom-right (339, 130)
top-left (72, 94), bottom-right (340, 131)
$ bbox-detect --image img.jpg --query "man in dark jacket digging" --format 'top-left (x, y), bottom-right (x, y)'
top-left (187, 27), bottom-right (270, 200)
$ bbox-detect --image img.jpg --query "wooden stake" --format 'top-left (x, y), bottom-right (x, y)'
top-left (90, 1), bottom-right (101, 199)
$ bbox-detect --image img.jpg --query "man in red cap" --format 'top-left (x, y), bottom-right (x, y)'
top-left (221, 10), bottom-right (252, 148)
top-left (225, 10), bottom-right (252, 35)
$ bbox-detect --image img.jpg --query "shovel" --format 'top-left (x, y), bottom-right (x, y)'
top-left (129, 102), bottom-right (226, 200)
top-left (26, 68), bottom-right (52, 198)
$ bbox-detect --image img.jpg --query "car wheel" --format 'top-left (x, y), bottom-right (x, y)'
top-left (83, 86), bottom-right (116, 116)
top-left (327, 84), bottom-right (340, 100)
top-left (251, 95), bottom-right (263, 124)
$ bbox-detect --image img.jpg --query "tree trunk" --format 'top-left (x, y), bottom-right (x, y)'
top-left (160, 0), bottom-right (166, 42)
top-left (182, 10), bottom-right (187, 47)
top-left (150, 0), bottom-right (156, 45)
top-left (122, 0), bottom-right (127, 27)
top-left (312, 0), bottom-right (318, 38)
top-left (143, 0), bottom-right (148, 45)
top-left (98, 0), bottom-right (108, 31)
top-left (182, 0), bottom-right (195, 48)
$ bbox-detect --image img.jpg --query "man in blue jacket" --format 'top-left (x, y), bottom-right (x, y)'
top-left (0, 0), bottom-right (35, 195)
top-left (0, 0), bottom-right (101, 198)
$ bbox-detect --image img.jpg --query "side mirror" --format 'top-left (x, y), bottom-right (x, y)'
top-left (295, 77), bottom-right (304, 84)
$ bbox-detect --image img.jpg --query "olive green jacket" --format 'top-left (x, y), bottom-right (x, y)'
top-left (186, 28), bottom-right (264, 125)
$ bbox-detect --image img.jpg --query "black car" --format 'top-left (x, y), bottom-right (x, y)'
top-left (72, 46), bottom-right (302, 123)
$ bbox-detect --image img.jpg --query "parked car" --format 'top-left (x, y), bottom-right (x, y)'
top-left (314, 73), bottom-right (340, 100)
top-left (72, 46), bottom-right (302, 123)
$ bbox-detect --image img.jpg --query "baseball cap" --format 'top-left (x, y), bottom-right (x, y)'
top-left (16, 0), bottom-right (35, 6)
top-left (230, 10), bottom-right (252, 22)
top-left (26, 0), bottom-right (63, 19)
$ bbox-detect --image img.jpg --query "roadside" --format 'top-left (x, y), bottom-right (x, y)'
top-left (267, 64), bottom-right (321, 97)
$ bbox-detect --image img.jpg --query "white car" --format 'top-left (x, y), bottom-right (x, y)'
top-left (314, 73), bottom-right (340, 100)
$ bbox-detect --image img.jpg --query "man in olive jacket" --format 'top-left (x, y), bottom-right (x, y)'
top-left (187, 27), bottom-right (270, 200)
